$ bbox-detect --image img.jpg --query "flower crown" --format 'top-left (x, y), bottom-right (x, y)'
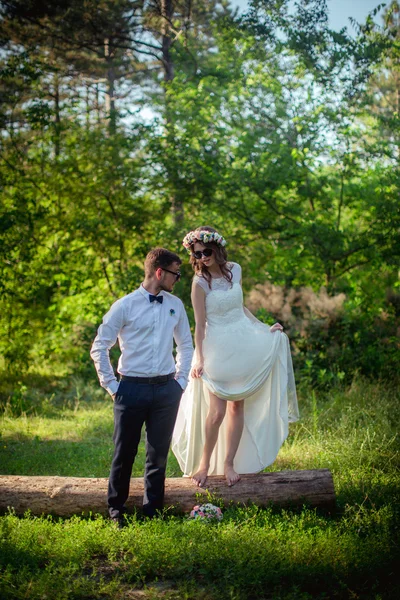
top-left (182, 229), bottom-right (227, 252)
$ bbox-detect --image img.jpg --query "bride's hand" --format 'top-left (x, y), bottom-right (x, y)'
top-left (191, 361), bottom-right (204, 378)
top-left (270, 322), bottom-right (283, 333)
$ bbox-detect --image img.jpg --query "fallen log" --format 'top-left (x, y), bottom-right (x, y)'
top-left (0, 469), bottom-right (335, 516)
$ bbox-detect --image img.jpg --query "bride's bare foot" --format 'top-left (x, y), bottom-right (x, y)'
top-left (224, 465), bottom-right (240, 487)
top-left (192, 467), bottom-right (208, 488)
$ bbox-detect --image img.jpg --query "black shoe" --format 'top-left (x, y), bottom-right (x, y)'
top-left (110, 515), bottom-right (126, 529)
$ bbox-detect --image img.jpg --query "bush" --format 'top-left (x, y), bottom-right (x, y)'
top-left (246, 283), bottom-right (400, 387)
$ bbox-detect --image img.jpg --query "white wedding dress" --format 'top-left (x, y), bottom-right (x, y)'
top-left (172, 262), bottom-right (299, 476)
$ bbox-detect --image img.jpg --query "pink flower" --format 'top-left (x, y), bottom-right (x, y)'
top-left (189, 502), bottom-right (223, 521)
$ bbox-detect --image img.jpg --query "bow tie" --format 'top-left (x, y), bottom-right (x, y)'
top-left (149, 294), bottom-right (163, 304)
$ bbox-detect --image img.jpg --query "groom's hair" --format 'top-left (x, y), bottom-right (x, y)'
top-left (144, 247), bottom-right (182, 276)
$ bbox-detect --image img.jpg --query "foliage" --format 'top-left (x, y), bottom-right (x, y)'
top-left (0, 0), bottom-right (399, 384)
top-left (247, 280), bottom-right (400, 387)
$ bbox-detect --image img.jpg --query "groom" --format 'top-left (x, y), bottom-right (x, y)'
top-left (90, 248), bottom-right (193, 524)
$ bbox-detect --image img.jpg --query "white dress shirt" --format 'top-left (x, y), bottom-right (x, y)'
top-left (90, 285), bottom-right (193, 396)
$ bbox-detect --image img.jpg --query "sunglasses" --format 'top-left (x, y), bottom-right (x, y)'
top-left (162, 268), bottom-right (181, 280)
top-left (192, 249), bottom-right (213, 259)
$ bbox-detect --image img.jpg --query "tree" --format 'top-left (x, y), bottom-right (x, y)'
top-left (361, 1), bottom-right (400, 155)
top-left (0, 0), bottom-right (398, 381)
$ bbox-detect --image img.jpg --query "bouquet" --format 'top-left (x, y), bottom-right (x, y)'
top-left (189, 503), bottom-right (223, 521)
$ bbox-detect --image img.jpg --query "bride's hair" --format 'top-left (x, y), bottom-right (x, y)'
top-left (189, 226), bottom-right (232, 288)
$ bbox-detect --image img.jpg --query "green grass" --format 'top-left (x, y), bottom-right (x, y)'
top-left (0, 378), bottom-right (399, 599)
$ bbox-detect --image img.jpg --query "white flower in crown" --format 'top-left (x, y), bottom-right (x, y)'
top-left (182, 229), bottom-right (227, 252)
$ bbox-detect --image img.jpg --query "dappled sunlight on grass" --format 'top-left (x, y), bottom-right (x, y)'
top-left (0, 503), bottom-right (398, 600)
top-left (0, 378), bottom-right (399, 599)
top-left (0, 403), bottom-right (112, 442)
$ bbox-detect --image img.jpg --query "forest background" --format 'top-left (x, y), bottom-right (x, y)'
top-left (0, 2), bottom-right (399, 599)
top-left (0, 0), bottom-right (399, 401)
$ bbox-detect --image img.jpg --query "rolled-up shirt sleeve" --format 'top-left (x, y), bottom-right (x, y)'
top-left (90, 299), bottom-right (125, 397)
top-left (174, 304), bottom-right (194, 390)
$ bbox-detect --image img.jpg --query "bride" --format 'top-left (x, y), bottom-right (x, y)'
top-left (172, 226), bottom-right (299, 487)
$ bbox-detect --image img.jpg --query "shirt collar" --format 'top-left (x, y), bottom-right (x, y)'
top-left (139, 284), bottom-right (164, 301)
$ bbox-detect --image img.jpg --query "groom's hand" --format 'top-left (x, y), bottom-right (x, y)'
top-left (270, 322), bottom-right (283, 333)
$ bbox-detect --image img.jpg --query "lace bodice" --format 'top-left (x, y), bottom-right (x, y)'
top-left (193, 262), bottom-right (241, 295)
top-left (193, 263), bottom-right (244, 328)
top-left (206, 283), bottom-right (245, 327)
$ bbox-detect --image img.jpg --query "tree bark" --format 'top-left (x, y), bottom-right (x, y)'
top-left (54, 73), bottom-right (61, 157)
top-left (0, 470), bottom-right (336, 516)
top-left (104, 38), bottom-right (116, 136)
top-left (161, 0), bottom-right (174, 84)
top-left (161, 0), bottom-right (184, 225)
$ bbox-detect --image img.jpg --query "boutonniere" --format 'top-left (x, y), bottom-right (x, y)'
top-left (170, 309), bottom-right (175, 316)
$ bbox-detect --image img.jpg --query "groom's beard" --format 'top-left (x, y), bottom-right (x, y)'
top-left (159, 281), bottom-right (175, 293)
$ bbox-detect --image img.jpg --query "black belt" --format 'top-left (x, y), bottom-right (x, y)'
top-left (120, 373), bottom-right (175, 384)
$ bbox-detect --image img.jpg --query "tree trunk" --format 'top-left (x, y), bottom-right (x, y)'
top-left (54, 74), bottom-right (61, 157)
top-left (162, 0), bottom-right (174, 83)
top-left (86, 83), bottom-right (90, 130)
top-left (104, 38), bottom-right (116, 136)
top-left (96, 82), bottom-right (101, 125)
top-left (0, 470), bottom-right (336, 517)
top-left (161, 0), bottom-right (184, 225)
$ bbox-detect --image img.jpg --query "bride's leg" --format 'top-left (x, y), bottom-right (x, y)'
top-left (192, 392), bottom-right (227, 487)
top-left (224, 400), bottom-right (244, 486)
